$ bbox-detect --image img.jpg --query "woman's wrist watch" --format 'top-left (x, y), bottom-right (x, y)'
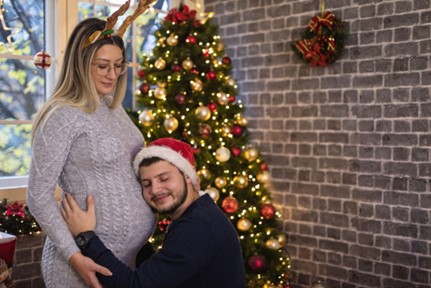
top-left (75, 231), bottom-right (96, 250)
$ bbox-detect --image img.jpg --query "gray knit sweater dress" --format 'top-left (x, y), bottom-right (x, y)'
top-left (27, 96), bottom-right (156, 287)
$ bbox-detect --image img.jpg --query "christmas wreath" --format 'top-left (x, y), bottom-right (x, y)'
top-left (292, 11), bottom-right (347, 67)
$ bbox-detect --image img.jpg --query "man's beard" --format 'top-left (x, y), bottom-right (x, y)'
top-left (157, 176), bottom-right (188, 215)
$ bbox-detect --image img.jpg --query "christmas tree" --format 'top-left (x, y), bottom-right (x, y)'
top-left (128, 4), bottom-right (291, 288)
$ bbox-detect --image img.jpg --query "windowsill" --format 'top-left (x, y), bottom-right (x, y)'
top-left (0, 187), bottom-right (27, 202)
top-left (0, 176), bottom-right (61, 202)
top-left (0, 176), bottom-right (28, 201)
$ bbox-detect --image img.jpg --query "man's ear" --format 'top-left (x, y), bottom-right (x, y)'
top-left (185, 175), bottom-right (193, 184)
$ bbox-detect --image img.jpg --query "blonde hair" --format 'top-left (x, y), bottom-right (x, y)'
top-left (32, 18), bottom-right (128, 140)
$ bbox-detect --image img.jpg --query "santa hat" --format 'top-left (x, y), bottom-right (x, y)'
top-left (133, 138), bottom-right (199, 191)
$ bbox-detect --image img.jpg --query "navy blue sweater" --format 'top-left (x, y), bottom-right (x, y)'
top-left (82, 194), bottom-right (246, 288)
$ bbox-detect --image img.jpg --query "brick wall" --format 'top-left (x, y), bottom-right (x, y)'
top-left (205, 0), bottom-right (431, 287)
top-left (12, 234), bottom-right (44, 288)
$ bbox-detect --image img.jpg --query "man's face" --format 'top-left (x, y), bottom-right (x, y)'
top-left (140, 160), bottom-right (189, 217)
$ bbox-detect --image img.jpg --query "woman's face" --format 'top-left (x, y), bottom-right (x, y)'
top-left (91, 44), bottom-right (124, 96)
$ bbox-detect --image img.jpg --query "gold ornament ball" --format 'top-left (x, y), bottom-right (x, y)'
top-left (157, 37), bottom-right (166, 46)
top-left (227, 77), bottom-right (236, 86)
top-left (217, 92), bottom-right (229, 106)
top-left (277, 233), bottom-right (287, 247)
top-left (214, 176), bottom-right (227, 188)
top-left (244, 147), bottom-right (259, 162)
top-left (164, 116), bottom-right (179, 133)
top-left (167, 33), bottom-right (178, 46)
top-left (195, 106), bottom-right (211, 121)
top-left (154, 87), bottom-right (167, 100)
top-left (265, 238), bottom-right (281, 250)
top-left (138, 110), bottom-right (154, 127)
top-left (190, 78), bottom-right (203, 92)
top-left (262, 284), bottom-right (277, 288)
top-left (233, 175), bottom-right (249, 189)
top-left (237, 217), bottom-right (252, 231)
top-left (257, 171), bottom-right (270, 184)
top-left (157, 81), bottom-right (167, 88)
top-left (155, 57), bottom-right (166, 70)
top-left (198, 168), bottom-right (212, 180)
top-left (220, 125), bottom-right (231, 137)
top-left (182, 57), bottom-right (193, 70)
top-left (205, 187), bottom-right (220, 202)
top-left (215, 146), bottom-right (231, 162)
top-left (236, 114), bottom-right (249, 126)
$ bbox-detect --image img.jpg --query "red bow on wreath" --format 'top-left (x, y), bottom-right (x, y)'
top-left (295, 40), bottom-right (327, 67)
top-left (308, 11), bottom-right (334, 32)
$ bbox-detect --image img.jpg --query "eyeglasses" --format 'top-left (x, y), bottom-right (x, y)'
top-left (92, 62), bottom-right (129, 76)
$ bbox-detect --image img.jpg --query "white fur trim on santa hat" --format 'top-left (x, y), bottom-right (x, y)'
top-left (133, 145), bottom-right (199, 188)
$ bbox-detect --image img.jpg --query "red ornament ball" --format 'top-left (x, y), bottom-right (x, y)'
top-left (172, 63), bottom-right (181, 72)
top-left (198, 124), bottom-right (212, 138)
top-left (260, 203), bottom-right (276, 220)
top-left (190, 68), bottom-right (199, 75)
top-left (247, 255), bottom-right (267, 273)
top-left (207, 102), bottom-right (217, 112)
top-left (206, 70), bottom-right (216, 81)
top-left (222, 56), bottom-right (231, 65)
top-left (228, 95), bottom-right (236, 103)
top-left (231, 124), bottom-right (244, 137)
top-left (175, 94), bottom-right (186, 105)
top-left (157, 218), bottom-right (171, 232)
top-left (231, 147), bottom-right (241, 157)
top-left (193, 20), bottom-right (200, 28)
top-left (137, 69), bottom-right (146, 78)
top-left (139, 83), bottom-right (150, 94)
top-left (33, 50), bottom-right (52, 70)
top-left (260, 162), bottom-right (268, 171)
top-left (202, 49), bottom-right (210, 58)
top-left (186, 35), bottom-right (196, 44)
top-left (192, 147), bottom-right (201, 154)
top-left (221, 196), bottom-right (239, 214)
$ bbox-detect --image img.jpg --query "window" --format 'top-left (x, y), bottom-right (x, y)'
top-left (0, 0), bottom-right (55, 188)
top-left (0, 0), bottom-right (202, 194)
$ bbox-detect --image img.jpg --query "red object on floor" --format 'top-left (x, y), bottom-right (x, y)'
top-left (0, 236), bottom-right (17, 267)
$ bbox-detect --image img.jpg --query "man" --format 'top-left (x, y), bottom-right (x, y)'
top-left (61, 137), bottom-right (246, 288)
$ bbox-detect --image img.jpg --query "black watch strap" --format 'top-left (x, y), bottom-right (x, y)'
top-left (75, 231), bottom-right (96, 250)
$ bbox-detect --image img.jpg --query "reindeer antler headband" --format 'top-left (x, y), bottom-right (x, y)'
top-left (83, 0), bottom-right (156, 49)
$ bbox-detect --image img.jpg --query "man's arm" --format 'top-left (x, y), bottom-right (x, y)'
top-left (61, 193), bottom-right (148, 287)
top-left (61, 194), bottom-right (217, 288)
top-left (60, 193), bottom-right (112, 287)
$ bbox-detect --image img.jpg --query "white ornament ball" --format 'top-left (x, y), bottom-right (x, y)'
top-left (215, 146), bottom-right (231, 162)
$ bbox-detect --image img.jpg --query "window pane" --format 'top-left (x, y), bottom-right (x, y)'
top-left (0, 123), bottom-right (32, 176)
top-left (0, 0), bottom-right (44, 55)
top-left (0, 58), bottom-right (45, 121)
top-left (78, 3), bottom-right (95, 19)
